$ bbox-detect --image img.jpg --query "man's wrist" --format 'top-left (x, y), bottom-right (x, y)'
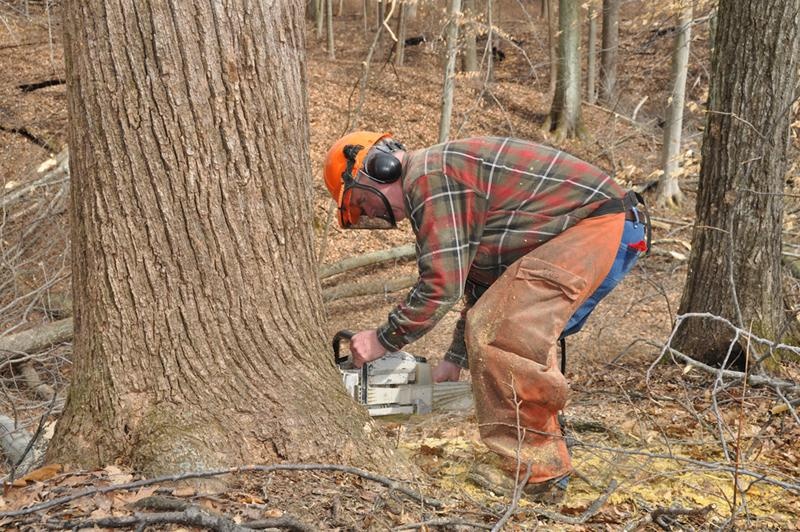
top-left (376, 323), bottom-right (406, 352)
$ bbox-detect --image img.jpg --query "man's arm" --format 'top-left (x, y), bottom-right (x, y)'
top-left (376, 171), bottom-right (486, 352)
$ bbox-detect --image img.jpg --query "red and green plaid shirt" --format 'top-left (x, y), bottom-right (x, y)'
top-left (376, 137), bottom-right (625, 367)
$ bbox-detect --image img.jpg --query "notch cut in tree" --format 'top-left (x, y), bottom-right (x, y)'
top-left (49, 0), bottom-right (406, 478)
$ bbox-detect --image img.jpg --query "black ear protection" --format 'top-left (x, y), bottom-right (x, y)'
top-left (361, 138), bottom-right (406, 184)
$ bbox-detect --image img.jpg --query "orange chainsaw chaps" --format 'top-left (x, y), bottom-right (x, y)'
top-left (465, 212), bottom-right (625, 484)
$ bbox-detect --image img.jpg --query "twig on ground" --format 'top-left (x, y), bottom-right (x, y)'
top-left (491, 376), bottom-right (532, 532)
top-left (652, 503), bottom-right (714, 530)
top-left (574, 441), bottom-right (800, 493)
top-left (47, 504), bottom-right (314, 532)
top-left (394, 518), bottom-right (493, 531)
top-left (0, 463), bottom-right (442, 518)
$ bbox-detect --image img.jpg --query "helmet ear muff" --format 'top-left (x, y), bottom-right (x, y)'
top-left (363, 150), bottom-right (402, 184)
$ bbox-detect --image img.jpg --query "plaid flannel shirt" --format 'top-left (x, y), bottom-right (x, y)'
top-left (376, 137), bottom-right (625, 367)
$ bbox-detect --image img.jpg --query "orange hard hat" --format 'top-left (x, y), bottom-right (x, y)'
top-left (324, 131), bottom-right (392, 228)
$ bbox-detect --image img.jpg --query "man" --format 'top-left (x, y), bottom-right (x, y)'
top-left (323, 132), bottom-right (648, 500)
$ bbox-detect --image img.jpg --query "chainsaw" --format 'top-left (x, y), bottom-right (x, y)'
top-left (333, 330), bottom-right (473, 416)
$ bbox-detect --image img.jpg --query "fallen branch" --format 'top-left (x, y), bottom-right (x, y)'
top-left (1, 148), bottom-right (69, 210)
top-left (652, 503), bottom-right (714, 530)
top-left (320, 244), bottom-right (415, 279)
top-left (574, 441), bottom-right (800, 493)
top-left (668, 347), bottom-right (799, 394)
top-left (18, 79), bottom-right (66, 92)
top-left (395, 518), bottom-right (492, 530)
top-left (18, 361), bottom-right (55, 400)
top-left (0, 415), bottom-right (32, 465)
top-left (0, 463), bottom-right (442, 518)
top-left (323, 276), bottom-right (416, 302)
top-left (0, 317), bottom-right (73, 358)
top-left (0, 124), bottom-right (59, 153)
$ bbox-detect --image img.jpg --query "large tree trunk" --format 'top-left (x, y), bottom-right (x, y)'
top-left (656, 1), bottom-right (692, 209)
top-left (50, 0), bottom-right (401, 477)
top-left (438, 0), bottom-right (462, 143)
top-left (546, 0), bottom-right (584, 141)
top-left (599, 0), bottom-right (619, 105)
top-left (674, 0), bottom-right (800, 364)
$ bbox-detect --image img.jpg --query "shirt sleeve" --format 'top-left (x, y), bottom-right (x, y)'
top-left (377, 171), bottom-right (486, 351)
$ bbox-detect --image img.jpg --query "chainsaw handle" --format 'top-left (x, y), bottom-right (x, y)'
top-left (332, 330), bottom-right (355, 365)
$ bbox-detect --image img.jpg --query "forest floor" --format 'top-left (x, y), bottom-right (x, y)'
top-left (1, 1), bottom-right (800, 531)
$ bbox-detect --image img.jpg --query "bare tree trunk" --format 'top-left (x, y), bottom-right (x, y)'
top-left (50, 0), bottom-right (402, 477)
top-left (377, 0), bottom-right (385, 30)
top-left (656, 1), bottom-right (692, 209)
top-left (674, 0), bottom-right (800, 365)
top-left (587, 2), bottom-right (598, 103)
top-left (546, 0), bottom-right (557, 93)
top-left (462, 0), bottom-right (478, 73)
top-left (439, 0), bottom-right (462, 143)
top-left (395, 0), bottom-right (407, 66)
top-left (546, 0), bottom-right (584, 141)
top-left (485, 0), bottom-right (497, 82)
top-left (599, 0), bottom-right (619, 105)
top-left (316, 0), bottom-right (324, 39)
top-left (541, 0), bottom-right (547, 19)
top-left (327, 0), bottom-right (335, 59)
top-left (363, 0), bottom-right (368, 35)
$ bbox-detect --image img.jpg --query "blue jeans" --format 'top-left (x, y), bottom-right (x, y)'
top-left (560, 212), bottom-right (645, 338)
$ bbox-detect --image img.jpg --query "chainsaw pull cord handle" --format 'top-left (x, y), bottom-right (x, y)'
top-left (332, 330), bottom-right (355, 365)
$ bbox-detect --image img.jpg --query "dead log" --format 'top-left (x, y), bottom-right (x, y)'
top-left (320, 244), bottom-right (415, 279)
top-left (18, 78), bottom-right (66, 92)
top-left (0, 317), bottom-right (73, 357)
top-left (19, 361), bottom-right (55, 400)
top-left (1, 148), bottom-right (69, 210)
top-left (323, 275), bottom-right (416, 302)
top-left (0, 415), bottom-right (32, 466)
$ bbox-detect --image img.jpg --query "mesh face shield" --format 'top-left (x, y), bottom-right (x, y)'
top-left (340, 171), bottom-right (397, 229)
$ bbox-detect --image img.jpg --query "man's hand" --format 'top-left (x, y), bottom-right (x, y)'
top-left (432, 359), bottom-right (463, 382)
top-left (350, 329), bottom-right (387, 368)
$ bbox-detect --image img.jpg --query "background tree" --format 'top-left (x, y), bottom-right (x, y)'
top-left (599, 0), bottom-right (619, 105)
top-left (49, 0), bottom-right (400, 476)
top-left (545, 0), bottom-right (584, 140)
top-left (462, 0), bottom-right (478, 74)
top-left (327, 0), bottom-right (335, 59)
top-left (656, 0), bottom-right (692, 208)
top-left (439, 0), bottom-right (462, 142)
top-left (674, 0), bottom-right (800, 364)
top-left (586, 1), bottom-right (598, 104)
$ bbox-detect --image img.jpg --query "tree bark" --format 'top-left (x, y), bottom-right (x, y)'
top-left (674, 0), bottom-right (800, 364)
top-left (656, 1), bottom-right (692, 209)
top-left (587, 2), bottom-right (598, 103)
top-left (439, 0), bottom-right (462, 143)
top-left (546, 0), bottom-right (584, 141)
top-left (51, 0), bottom-right (403, 477)
top-left (599, 0), bottom-right (619, 105)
